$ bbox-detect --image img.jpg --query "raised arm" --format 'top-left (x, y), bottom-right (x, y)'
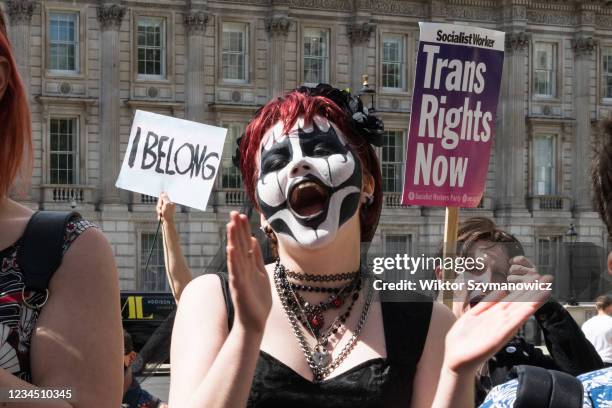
top-left (169, 212), bottom-right (272, 408)
top-left (157, 192), bottom-right (193, 301)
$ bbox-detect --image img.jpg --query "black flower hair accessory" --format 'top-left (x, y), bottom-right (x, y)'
top-left (232, 83), bottom-right (385, 167)
top-left (297, 83), bottom-right (384, 147)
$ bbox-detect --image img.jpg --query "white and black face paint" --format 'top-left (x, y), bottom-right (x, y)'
top-left (257, 116), bottom-right (362, 248)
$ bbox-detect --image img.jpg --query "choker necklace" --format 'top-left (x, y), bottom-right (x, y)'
top-left (274, 259), bottom-right (374, 383)
top-left (284, 268), bottom-right (361, 282)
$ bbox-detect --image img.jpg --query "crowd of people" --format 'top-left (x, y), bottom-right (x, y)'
top-left (0, 9), bottom-right (610, 408)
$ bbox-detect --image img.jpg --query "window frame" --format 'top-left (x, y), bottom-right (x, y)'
top-left (216, 17), bottom-right (255, 87)
top-left (131, 9), bottom-right (174, 84)
top-left (600, 45), bottom-right (612, 103)
top-left (136, 16), bottom-right (167, 80)
top-left (380, 33), bottom-right (407, 92)
top-left (48, 116), bottom-right (80, 185)
top-left (383, 234), bottom-right (413, 257)
top-left (44, 7), bottom-right (86, 78)
top-left (221, 22), bottom-right (249, 84)
top-left (299, 24), bottom-right (335, 87)
top-left (219, 122), bottom-right (245, 190)
top-left (379, 129), bottom-right (406, 194)
top-left (137, 229), bottom-right (170, 293)
top-left (530, 133), bottom-right (561, 197)
top-left (531, 40), bottom-right (560, 100)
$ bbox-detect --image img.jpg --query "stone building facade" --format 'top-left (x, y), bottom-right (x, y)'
top-left (2, 0), bottom-right (610, 299)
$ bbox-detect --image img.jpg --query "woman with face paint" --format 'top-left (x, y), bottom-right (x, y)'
top-left (169, 85), bottom-right (551, 408)
top-left (0, 13), bottom-right (123, 407)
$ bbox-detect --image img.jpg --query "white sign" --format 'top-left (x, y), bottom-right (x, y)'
top-left (116, 110), bottom-right (227, 211)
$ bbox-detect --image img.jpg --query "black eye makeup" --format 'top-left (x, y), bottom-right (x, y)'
top-left (298, 126), bottom-right (347, 158)
top-left (260, 137), bottom-right (293, 176)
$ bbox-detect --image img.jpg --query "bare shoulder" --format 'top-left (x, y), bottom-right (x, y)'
top-left (52, 226), bottom-right (116, 288)
top-left (429, 301), bottom-right (456, 334)
top-left (177, 274), bottom-right (229, 329)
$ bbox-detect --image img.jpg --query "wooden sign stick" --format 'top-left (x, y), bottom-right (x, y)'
top-left (442, 206), bottom-right (459, 309)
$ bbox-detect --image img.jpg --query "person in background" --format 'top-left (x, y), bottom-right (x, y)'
top-left (123, 330), bottom-right (168, 408)
top-left (156, 192), bottom-right (192, 302)
top-left (436, 217), bottom-right (603, 404)
top-left (582, 294), bottom-right (612, 367)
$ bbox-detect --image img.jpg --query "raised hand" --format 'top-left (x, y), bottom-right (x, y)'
top-left (507, 255), bottom-right (540, 284)
top-left (157, 192), bottom-right (176, 224)
top-left (443, 274), bottom-right (553, 376)
top-left (226, 211), bottom-right (272, 333)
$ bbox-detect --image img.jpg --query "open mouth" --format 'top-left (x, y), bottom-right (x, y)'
top-left (288, 179), bottom-right (330, 218)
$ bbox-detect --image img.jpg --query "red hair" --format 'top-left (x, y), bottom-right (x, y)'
top-left (239, 90), bottom-right (383, 242)
top-left (0, 12), bottom-right (32, 197)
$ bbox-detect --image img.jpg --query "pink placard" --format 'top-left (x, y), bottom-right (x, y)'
top-left (401, 23), bottom-right (505, 208)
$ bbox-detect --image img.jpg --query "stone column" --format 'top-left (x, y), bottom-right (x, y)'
top-left (184, 9), bottom-right (209, 123)
top-left (430, 0), bottom-right (447, 22)
top-left (495, 31), bottom-right (530, 212)
top-left (266, 16), bottom-right (291, 98)
top-left (4, 0), bottom-right (36, 95)
top-left (348, 22), bottom-right (374, 95)
top-left (97, 3), bottom-right (125, 205)
top-left (572, 36), bottom-right (596, 212)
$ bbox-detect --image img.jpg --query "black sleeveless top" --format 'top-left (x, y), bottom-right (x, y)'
top-left (213, 272), bottom-right (433, 408)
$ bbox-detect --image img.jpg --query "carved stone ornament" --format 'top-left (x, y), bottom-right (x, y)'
top-left (348, 22), bottom-right (375, 45)
top-left (184, 10), bottom-right (209, 36)
top-left (5, 0), bottom-right (36, 25)
top-left (573, 37), bottom-right (597, 58)
top-left (265, 16), bottom-right (291, 37)
top-left (97, 4), bottom-right (126, 31)
top-left (505, 31), bottom-right (530, 53)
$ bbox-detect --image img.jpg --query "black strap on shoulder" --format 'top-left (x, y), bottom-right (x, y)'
top-left (17, 211), bottom-right (79, 293)
top-left (381, 293), bottom-right (433, 366)
top-left (510, 365), bottom-right (583, 408)
top-left (211, 272), bottom-right (235, 331)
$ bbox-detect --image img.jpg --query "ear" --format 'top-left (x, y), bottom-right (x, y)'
top-left (434, 266), bottom-right (443, 280)
top-left (607, 252), bottom-right (612, 276)
top-left (361, 171), bottom-right (375, 202)
top-left (0, 56), bottom-right (10, 100)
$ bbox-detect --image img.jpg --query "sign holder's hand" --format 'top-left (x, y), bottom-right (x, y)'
top-left (226, 211), bottom-right (272, 333)
top-left (157, 192), bottom-right (176, 225)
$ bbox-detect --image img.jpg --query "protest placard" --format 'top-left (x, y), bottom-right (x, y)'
top-left (116, 110), bottom-right (227, 211)
top-left (401, 23), bottom-right (505, 208)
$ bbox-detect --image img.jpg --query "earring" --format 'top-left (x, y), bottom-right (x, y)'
top-left (364, 195), bottom-right (374, 207)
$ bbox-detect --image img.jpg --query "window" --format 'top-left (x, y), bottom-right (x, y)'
top-left (382, 35), bottom-right (404, 90)
top-left (533, 135), bottom-right (556, 195)
top-left (49, 12), bottom-right (79, 73)
top-left (381, 130), bottom-right (404, 193)
top-left (603, 47), bottom-right (612, 99)
top-left (537, 236), bottom-right (562, 276)
top-left (139, 232), bottom-right (168, 292)
top-left (384, 234), bottom-right (412, 257)
top-left (222, 23), bottom-right (248, 82)
top-left (49, 118), bottom-right (78, 184)
top-left (221, 124), bottom-right (243, 189)
top-left (137, 17), bottom-right (166, 78)
top-left (303, 28), bottom-right (329, 85)
top-left (533, 42), bottom-right (556, 97)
